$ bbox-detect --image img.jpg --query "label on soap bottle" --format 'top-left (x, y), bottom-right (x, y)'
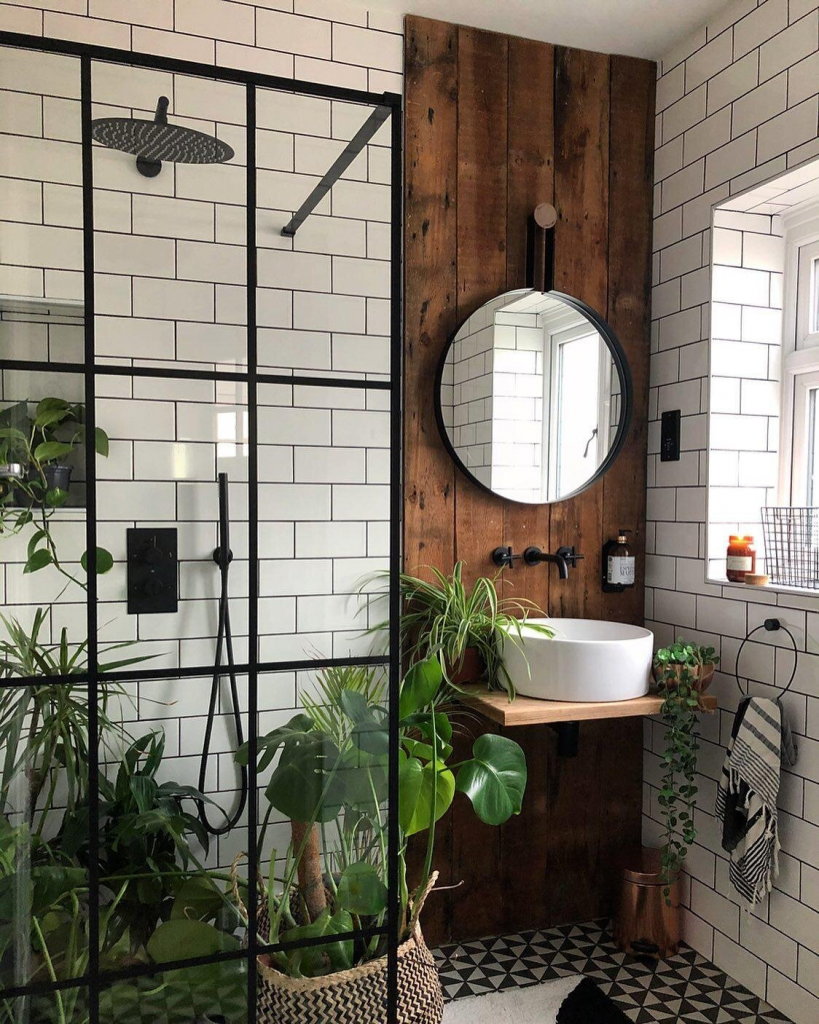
top-left (607, 556), bottom-right (635, 585)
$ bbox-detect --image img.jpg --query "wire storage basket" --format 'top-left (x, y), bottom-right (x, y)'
top-left (761, 507), bottom-right (819, 590)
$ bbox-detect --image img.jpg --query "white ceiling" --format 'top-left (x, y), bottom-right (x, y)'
top-left (379, 0), bottom-right (734, 60)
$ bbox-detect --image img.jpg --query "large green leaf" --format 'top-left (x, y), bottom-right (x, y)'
top-left (455, 733), bottom-right (527, 825)
top-left (33, 440), bottom-right (74, 464)
top-left (280, 908), bottom-right (354, 977)
top-left (399, 657), bottom-right (443, 719)
top-left (170, 875), bottom-right (225, 922)
top-left (398, 756), bottom-right (454, 836)
top-left (335, 861), bottom-right (388, 916)
top-left (340, 688), bottom-right (388, 755)
top-left (23, 548), bottom-right (52, 574)
top-left (81, 546), bottom-right (114, 574)
top-left (240, 716), bottom-right (345, 823)
top-left (30, 866), bottom-right (86, 917)
top-left (94, 427), bottom-right (110, 458)
top-left (147, 919), bottom-right (239, 963)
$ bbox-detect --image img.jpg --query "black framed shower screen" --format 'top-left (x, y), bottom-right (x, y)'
top-left (0, 30), bottom-right (403, 1024)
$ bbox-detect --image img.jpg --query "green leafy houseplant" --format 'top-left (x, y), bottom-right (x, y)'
top-left (653, 639), bottom-right (719, 899)
top-left (369, 562), bottom-right (552, 697)
top-left (0, 398), bottom-right (113, 590)
top-left (235, 655), bottom-right (527, 981)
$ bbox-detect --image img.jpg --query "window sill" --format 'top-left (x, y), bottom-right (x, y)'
top-left (707, 574), bottom-right (819, 604)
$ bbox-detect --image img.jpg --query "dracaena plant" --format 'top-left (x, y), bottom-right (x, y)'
top-left (236, 656), bottom-right (527, 979)
top-left (0, 397), bottom-right (113, 591)
top-left (0, 608), bottom-right (152, 829)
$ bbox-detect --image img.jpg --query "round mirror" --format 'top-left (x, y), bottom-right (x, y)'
top-left (435, 288), bottom-right (632, 504)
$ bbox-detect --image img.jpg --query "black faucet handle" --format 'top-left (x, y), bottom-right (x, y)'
top-left (491, 545), bottom-right (523, 569)
top-left (556, 545), bottom-right (584, 567)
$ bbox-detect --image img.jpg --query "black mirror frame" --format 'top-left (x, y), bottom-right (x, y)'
top-left (433, 289), bottom-right (634, 506)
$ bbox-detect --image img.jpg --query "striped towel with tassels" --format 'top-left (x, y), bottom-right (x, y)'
top-left (715, 696), bottom-right (797, 905)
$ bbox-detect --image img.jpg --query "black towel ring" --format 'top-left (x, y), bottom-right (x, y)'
top-left (735, 617), bottom-right (798, 700)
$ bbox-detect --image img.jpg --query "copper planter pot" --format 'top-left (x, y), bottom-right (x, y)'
top-left (614, 847), bottom-right (680, 960)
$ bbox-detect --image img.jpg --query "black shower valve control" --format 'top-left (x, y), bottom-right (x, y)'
top-left (127, 527), bottom-right (178, 615)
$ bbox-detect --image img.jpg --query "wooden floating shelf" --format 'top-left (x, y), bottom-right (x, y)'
top-left (460, 684), bottom-right (718, 727)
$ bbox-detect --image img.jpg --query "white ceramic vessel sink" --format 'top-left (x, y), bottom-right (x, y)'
top-left (501, 618), bottom-right (654, 702)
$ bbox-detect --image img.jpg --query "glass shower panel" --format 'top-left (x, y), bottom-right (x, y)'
top-left (0, 45), bottom-right (83, 352)
top-left (95, 674), bottom-right (248, 980)
top-left (90, 62), bottom-right (247, 372)
top-left (0, 682), bottom-right (90, 994)
top-left (0, 366), bottom-right (88, 651)
top-left (94, 372), bottom-right (249, 671)
top-left (101, 960), bottom-right (247, 1024)
top-left (255, 90), bottom-right (392, 380)
top-left (254, 664), bottom-right (389, 1018)
top-left (257, 382), bottom-right (390, 665)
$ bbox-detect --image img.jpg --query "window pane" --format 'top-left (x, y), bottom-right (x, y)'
top-left (812, 256), bottom-right (819, 335)
top-left (808, 387), bottom-right (818, 507)
top-left (556, 332), bottom-right (599, 496)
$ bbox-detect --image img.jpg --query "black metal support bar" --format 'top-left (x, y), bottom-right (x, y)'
top-left (549, 721), bottom-right (580, 758)
top-left (281, 104), bottom-right (391, 236)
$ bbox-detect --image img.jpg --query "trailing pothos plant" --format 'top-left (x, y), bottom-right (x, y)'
top-left (653, 639), bottom-right (719, 901)
top-left (236, 656), bottom-right (527, 978)
top-left (0, 397), bottom-right (113, 591)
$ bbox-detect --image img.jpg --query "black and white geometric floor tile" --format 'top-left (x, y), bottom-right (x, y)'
top-left (434, 919), bottom-right (793, 1024)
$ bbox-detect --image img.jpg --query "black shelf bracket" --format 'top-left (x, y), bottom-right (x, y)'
top-left (549, 721), bottom-right (580, 757)
top-left (281, 102), bottom-right (391, 237)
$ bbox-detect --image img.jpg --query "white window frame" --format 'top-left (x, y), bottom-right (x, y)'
top-left (543, 322), bottom-right (609, 501)
top-left (778, 204), bottom-right (819, 505)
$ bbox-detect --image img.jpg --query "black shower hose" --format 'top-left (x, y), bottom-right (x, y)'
top-left (197, 472), bottom-right (248, 837)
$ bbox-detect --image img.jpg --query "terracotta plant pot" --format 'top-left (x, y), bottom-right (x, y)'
top-left (614, 847), bottom-right (680, 960)
top-left (652, 661), bottom-right (715, 693)
top-left (447, 646), bottom-right (484, 686)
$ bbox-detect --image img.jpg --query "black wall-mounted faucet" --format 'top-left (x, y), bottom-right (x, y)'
top-left (522, 545), bottom-right (584, 580)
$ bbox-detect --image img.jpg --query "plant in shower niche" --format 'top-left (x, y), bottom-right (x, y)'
top-left (367, 561), bottom-right (552, 697)
top-left (234, 655), bottom-right (526, 1019)
top-left (653, 639), bottom-right (719, 901)
top-left (0, 397), bottom-right (113, 590)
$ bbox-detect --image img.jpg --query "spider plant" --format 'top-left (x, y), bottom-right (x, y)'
top-left (366, 562), bottom-right (552, 697)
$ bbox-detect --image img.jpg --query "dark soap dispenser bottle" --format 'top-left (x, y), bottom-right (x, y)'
top-left (603, 529), bottom-right (635, 593)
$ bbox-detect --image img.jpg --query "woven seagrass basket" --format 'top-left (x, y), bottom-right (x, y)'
top-left (236, 861), bottom-right (443, 1024)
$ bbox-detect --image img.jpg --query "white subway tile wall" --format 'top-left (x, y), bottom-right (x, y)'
top-left (0, 0), bottom-right (401, 868)
top-left (648, 3), bottom-right (819, 1021)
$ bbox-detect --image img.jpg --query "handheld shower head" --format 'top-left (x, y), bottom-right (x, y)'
top-left (91, 95), bottom-right (235, 178)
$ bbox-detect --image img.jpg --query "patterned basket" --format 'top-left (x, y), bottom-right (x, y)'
top-left (234, 858), bottom-right (443, 1024)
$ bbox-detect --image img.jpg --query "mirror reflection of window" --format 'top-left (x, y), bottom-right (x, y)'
top-left (553, 329), bottom-right (600, 499)
top-left (440, 288), bottom-right (628, 504)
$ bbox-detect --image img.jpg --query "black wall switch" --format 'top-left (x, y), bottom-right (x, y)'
top-left (660, 409), bottom-right (681, 462)
top-left (127, 528), bottom-right (178, 614)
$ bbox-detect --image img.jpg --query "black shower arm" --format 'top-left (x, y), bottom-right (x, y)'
top-left (281, 102), bottom-right (391, 237)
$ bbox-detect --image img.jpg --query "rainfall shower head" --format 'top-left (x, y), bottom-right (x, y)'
top-left (91, 95), bottom-right (235, 178)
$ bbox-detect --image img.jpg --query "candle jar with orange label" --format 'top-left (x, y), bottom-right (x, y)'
top-left (726, 535), bottom-right (756, 582)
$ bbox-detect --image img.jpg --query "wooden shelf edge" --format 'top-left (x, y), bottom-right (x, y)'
top-left (460, 684), bottom-right (718, 727)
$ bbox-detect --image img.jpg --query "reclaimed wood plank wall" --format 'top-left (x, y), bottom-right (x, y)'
top-left (404, 15), bottom-right (656, 944)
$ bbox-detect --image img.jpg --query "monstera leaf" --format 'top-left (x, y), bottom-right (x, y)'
top-left (399, 756), bottom-right (455, 836)
top-left (455, 733), bottom-right (527, 825)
